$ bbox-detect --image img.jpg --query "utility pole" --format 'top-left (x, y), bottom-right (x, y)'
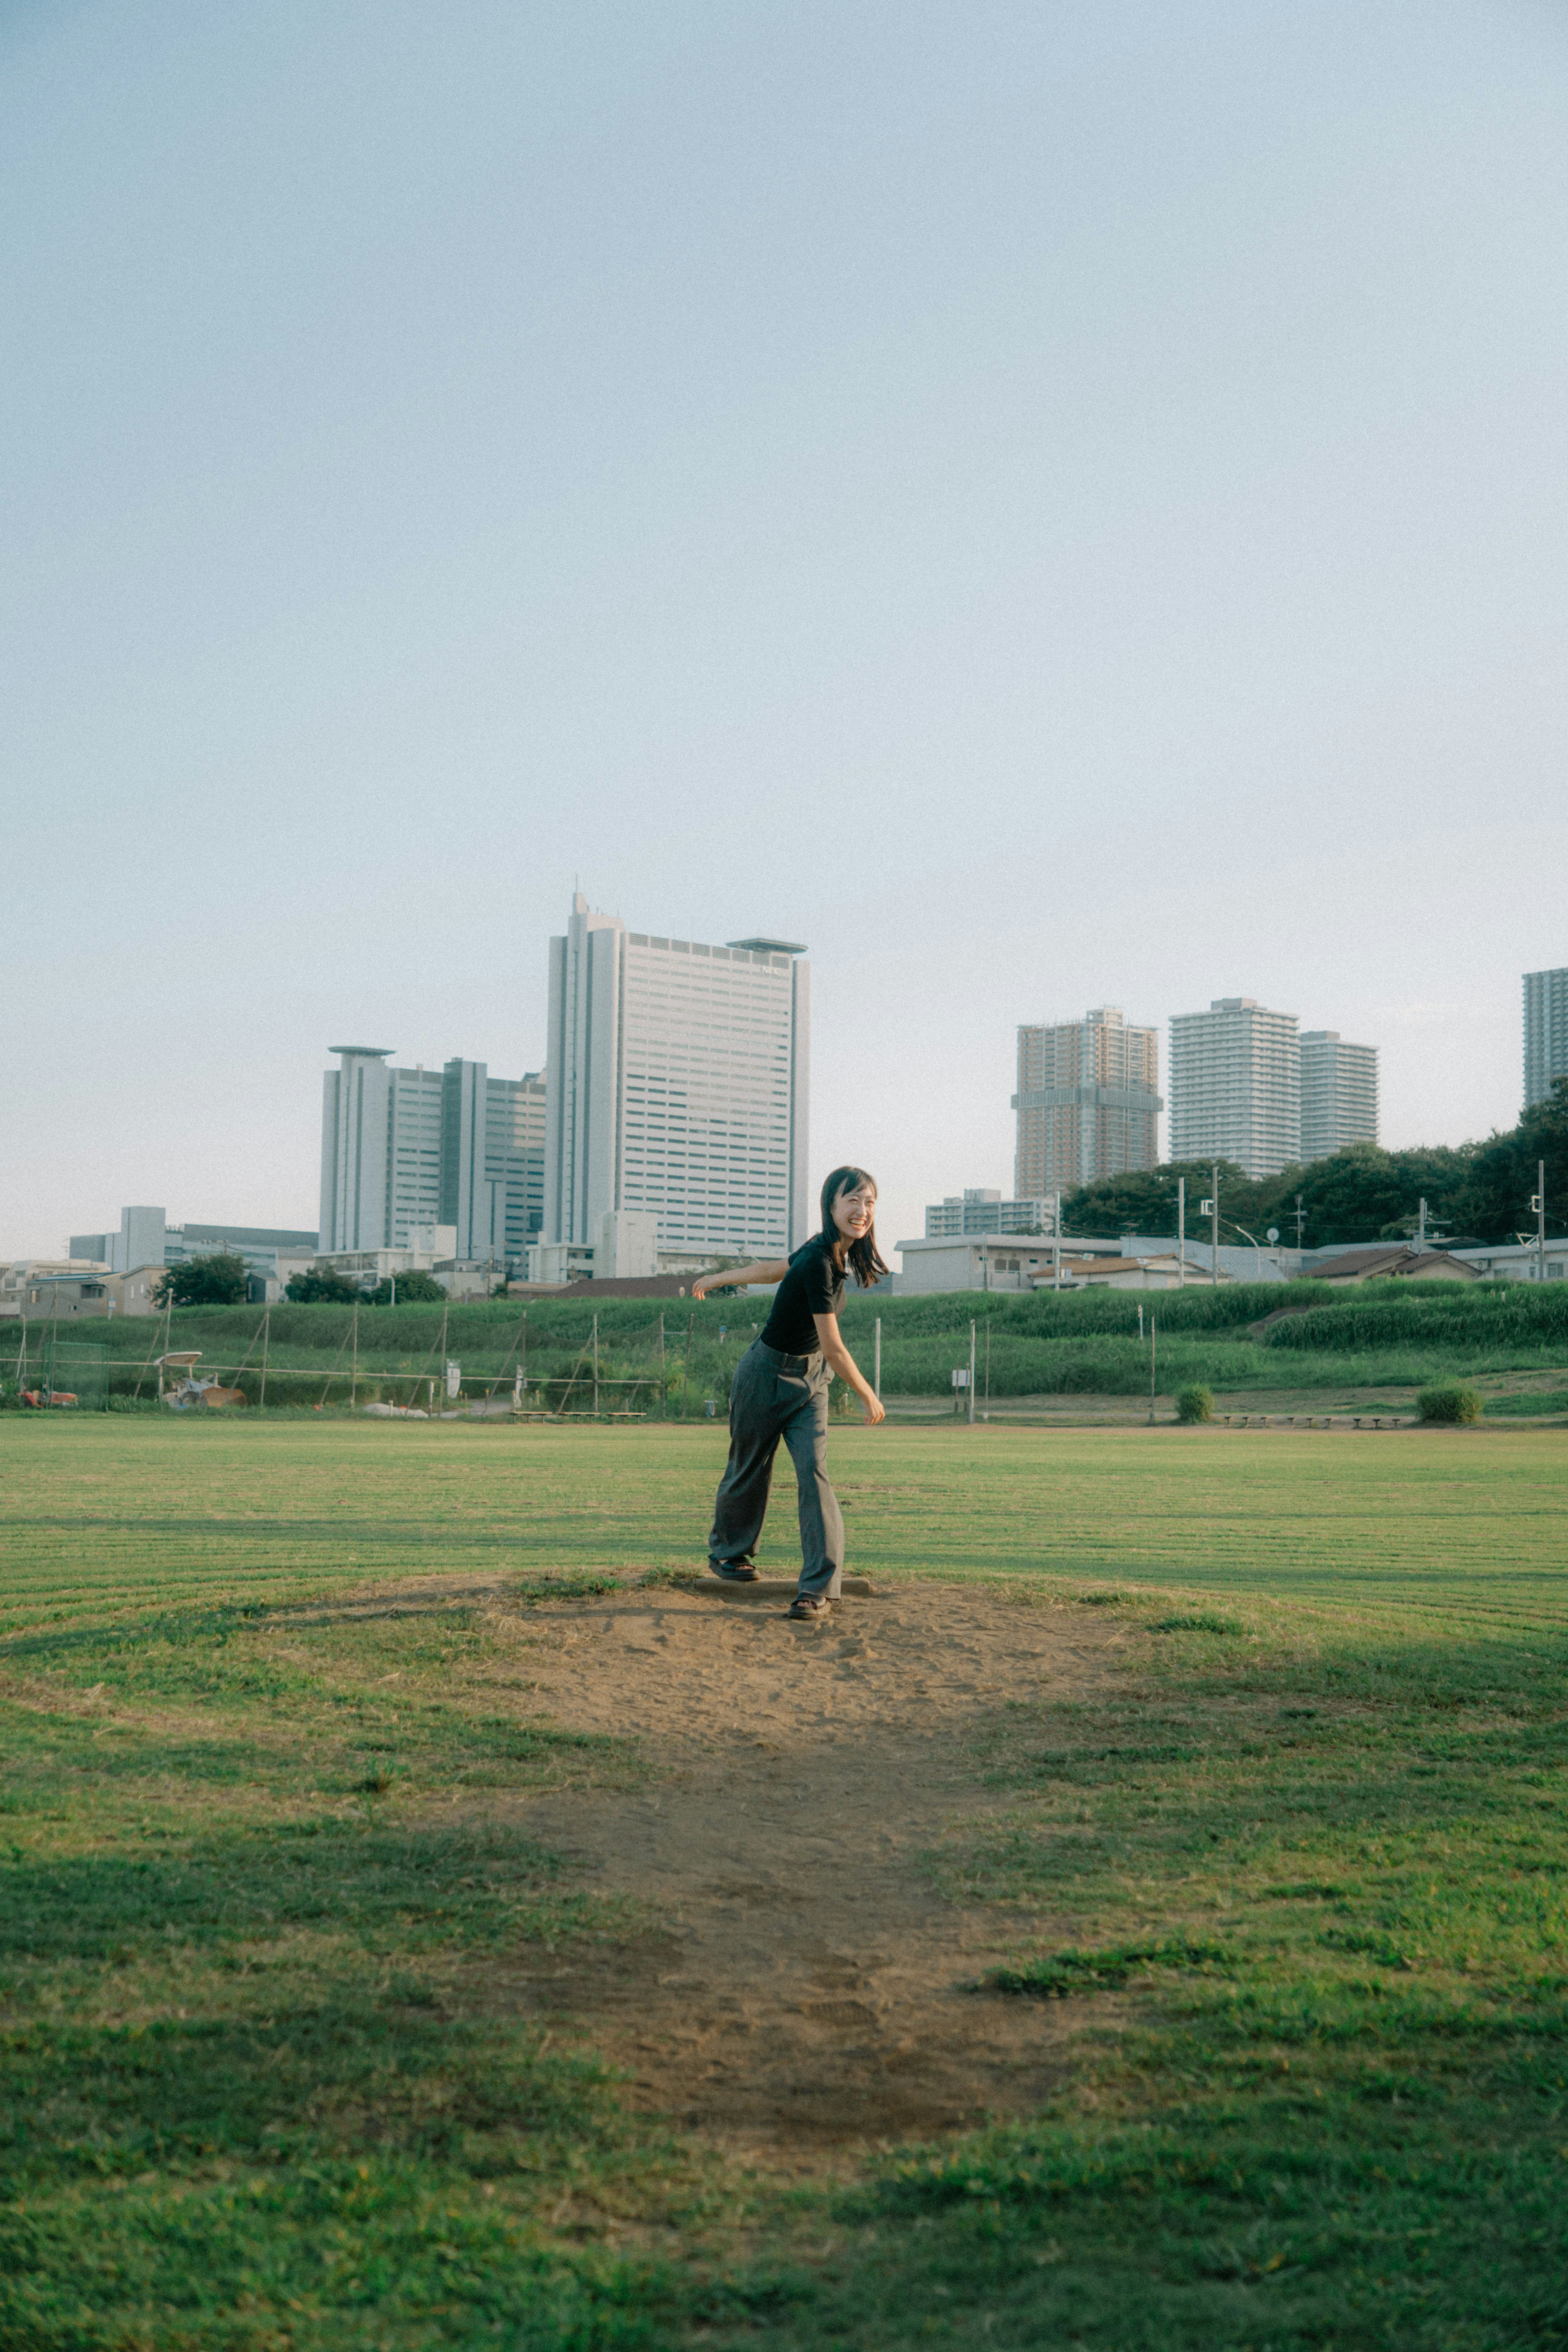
top-left (258, 1309), bottom-right (270, 1410)
top-left (968, 1320), bottom-right (976, 1425)
top-left (1177, 1177), bottom-right (1186, 1286)
top-left (1536, 1160), bottom-right (1547, 1284)
top-left (1053, 1192), bottom-right (1062, 1289)
top-left (1148, 1313), bottom-right (1157, 1424)
top-left (592, 1312), bottom-right (599, 1413)
top-left (873, 1316), bottom-right (882, 1400)
top-left (1198, 1165), bottom-right (1220, 1286)
top-left (1294, 1193), bottom-right (1306, 1257)
top-left (350, 1305), bottom-right (358, 1408)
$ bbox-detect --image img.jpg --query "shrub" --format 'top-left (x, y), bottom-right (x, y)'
top-left (1417, 1384), bottom-right (1483, 1425)
top-left (1175, 1384), bottom-right (1214, 1423)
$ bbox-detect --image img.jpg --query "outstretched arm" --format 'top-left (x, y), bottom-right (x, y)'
top-left (690, 1260), bottom-right (789, 1301)
top-left (813, 1312), bottom-right (886, 1425)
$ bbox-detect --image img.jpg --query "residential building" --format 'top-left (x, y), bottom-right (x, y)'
top-left (1168, 997), bottom-right (1301, 1180)
top-left (1060, 1252), bottom-right (1206, 1291)
top-left (1299, 1032), bottom-right (1378, 1162)
top-left (318, 1050), bottom-right (545, 1272)
top-left (1524, 966), bottom-right (1568, 1109)
top-left (1013, 1008), bottom-right (1161, 1197)
top-left (895, 1233), bottom-right (1268, 1293)
top-left (0, 1261), bottom-right (113, 1319)
top-left (924, 1190), bottom-right (1054, 1238)
top-left (1450, 1242), bottom-right (1568, 1282)
top-left (1308, 1246), bottom-right (1480, 1286)
top-left (543, 894), bottom-right (810, 1264)
top-left (67, 1211), bottom-right (318, 1286)
top-left (103, 1266), bottom-right (169, 1316)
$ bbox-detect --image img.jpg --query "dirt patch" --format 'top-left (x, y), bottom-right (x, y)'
top-left (340, 1575), bottom-right (1136, 2156)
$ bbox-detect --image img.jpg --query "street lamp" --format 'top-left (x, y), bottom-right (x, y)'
top-left (1220, 1218), bottom-right (1267, 1279)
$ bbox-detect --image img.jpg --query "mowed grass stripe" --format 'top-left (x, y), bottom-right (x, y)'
top-left (2, 1422), bottom-right (1565, 1635)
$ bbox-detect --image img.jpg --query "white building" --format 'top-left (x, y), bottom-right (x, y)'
top-left (1450, 1241), bottom-right (1568, 1282)
top-left (1169, 998), bottom-right (1301, 1180)
top-left (67, 1210), bottom-right (318, 1285)
top-left (924, 1190), bottom-right (1054, 1238)
top-left (1299, 1031), bottom-right (1379, 1162)
top-left (318, 1050), bottom-right (545, 1273)
top-left (543, 894), bottom-right (811, 1264)
top-left (1524, 967), bottom-right (1568, 1110)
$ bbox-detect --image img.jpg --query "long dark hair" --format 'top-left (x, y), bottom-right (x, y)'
top-left (820, 1165), bottom-right (889, 1289)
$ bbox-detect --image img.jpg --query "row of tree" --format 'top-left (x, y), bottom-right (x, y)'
top-left (1058, 1078), bottom-right (1568, 1251)
top-left (152, 1258), bottom-right (454, 1307)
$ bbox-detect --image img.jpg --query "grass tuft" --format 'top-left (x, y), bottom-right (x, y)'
top-left (989, 1939), bottom-right (1238, 1996)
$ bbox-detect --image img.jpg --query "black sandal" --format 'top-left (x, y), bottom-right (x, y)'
top-left (787, 1594), bottom-right (832, 1620)
top-left (709, 1560), bottom-right (759, 1583)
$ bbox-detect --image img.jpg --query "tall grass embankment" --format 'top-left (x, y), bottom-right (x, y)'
top-left (10, 1278), bottom-right (1568, 1407)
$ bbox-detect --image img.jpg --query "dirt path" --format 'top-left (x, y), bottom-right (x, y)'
top-left (445, 1577), bottom-right (1132, 2156)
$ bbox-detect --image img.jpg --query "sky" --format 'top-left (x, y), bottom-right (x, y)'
top-left (4, 0), bottom-right (1567, 1262)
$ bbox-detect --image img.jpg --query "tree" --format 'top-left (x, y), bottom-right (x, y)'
top-left (285, 1267), bottom-right (363, 1304)
top-left (1059, 1161), bottom-right (1251, 1240)
top-left (368, 1270), bottom-right (448, 1304)
top-left (152, 1253), bottom-right (249, 1307)
top-left (1450, 1075), bottom-right (1568, 1244)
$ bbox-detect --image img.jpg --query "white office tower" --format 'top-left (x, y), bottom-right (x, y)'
top-left (1299, 1031), bottom-right (1378, 1162)
top-left (1524, 967), bottom-right (1568, 1109)
top-left (1013, 1008), bottom-right (1160, 1196)
top-left (319, 1049), bottom-right (545, 1269)
top-left (1169, 998), bottom-right (1301, 1179)
top-left (543, 894), bottom-right (811, 1261)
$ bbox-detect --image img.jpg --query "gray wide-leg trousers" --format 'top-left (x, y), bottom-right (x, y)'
top-left (707, 1340), bottom-right (844, 1600)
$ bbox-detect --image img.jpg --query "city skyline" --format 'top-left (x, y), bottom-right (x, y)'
top-left (7, 7), bottom-right (1568, 1262)
top-left (19, 948), bottom-right (1558, 1265)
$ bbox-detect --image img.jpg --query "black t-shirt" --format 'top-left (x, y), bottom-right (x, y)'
top-left (759, 1233), bottom-right (846, 1356)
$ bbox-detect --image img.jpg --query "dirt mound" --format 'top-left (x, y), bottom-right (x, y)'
top-left (450, 1577), bottom-right (1134, 2152)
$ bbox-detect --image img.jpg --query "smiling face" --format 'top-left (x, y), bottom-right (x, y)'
top-left (829, 1181), bottom-right (877, 1244)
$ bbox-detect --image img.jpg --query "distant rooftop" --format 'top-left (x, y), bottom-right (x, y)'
top-left (329, 1045), bottom-right (393, 1058)
top-left (726, 937), bottom-right (807, 955)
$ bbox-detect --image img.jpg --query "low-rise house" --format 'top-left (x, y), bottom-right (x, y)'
top-left (1308, 1247), bottom-right (1481, 1286)
top-left (1447, 1241), bottom-right (1568, 1282)
top-left (103, 1264), bottom-right (169, 1316)
top-left (0, 1261), bottom-right (112, 1318)
top-left (1045, 1252), bottom-right (1216, 1290)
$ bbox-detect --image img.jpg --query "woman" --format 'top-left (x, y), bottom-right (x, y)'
top-left (694, 1166), bottom-right (887, 1621)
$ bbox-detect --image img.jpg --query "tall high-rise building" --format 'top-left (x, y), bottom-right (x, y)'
top-left (543, 894), bottom-right (810, 1259)
top-left (1524, 967), bottom-right (1568, 1109)
top-left (1299, 1031), bottom-right (1378, 1162)
top-left (1168, 998), bottom-right (1301, 1179)
top-left (1012, 1008), bottom-right (1160, 1197)
top-left (318, 1049), bottom-right (545, 1269)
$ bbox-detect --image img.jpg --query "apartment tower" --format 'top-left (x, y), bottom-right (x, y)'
top-left (1524, 967), bottom-right (1568, 1109)
top-left (1168, 997), bottom-right (1300, 1179)
top-left (543, 893), bottom-right (811, 1260)
top-left (1299, 1031), bottom-right (1378, 1162)
top-left (318, 1049), bottom-right (546, 1270)
top-left (1012, 1008), bottom-right (1161, 1198)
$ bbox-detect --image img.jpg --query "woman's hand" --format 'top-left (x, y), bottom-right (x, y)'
top-left (862, 1392), bottom-right (886, 1426)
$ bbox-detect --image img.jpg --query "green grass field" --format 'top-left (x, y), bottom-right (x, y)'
top-left (3, 1418), bottom-right (1567, 2348)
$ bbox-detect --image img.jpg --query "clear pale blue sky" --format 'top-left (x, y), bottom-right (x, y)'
top-left (5, 1), bottom-right (1566, 1259)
